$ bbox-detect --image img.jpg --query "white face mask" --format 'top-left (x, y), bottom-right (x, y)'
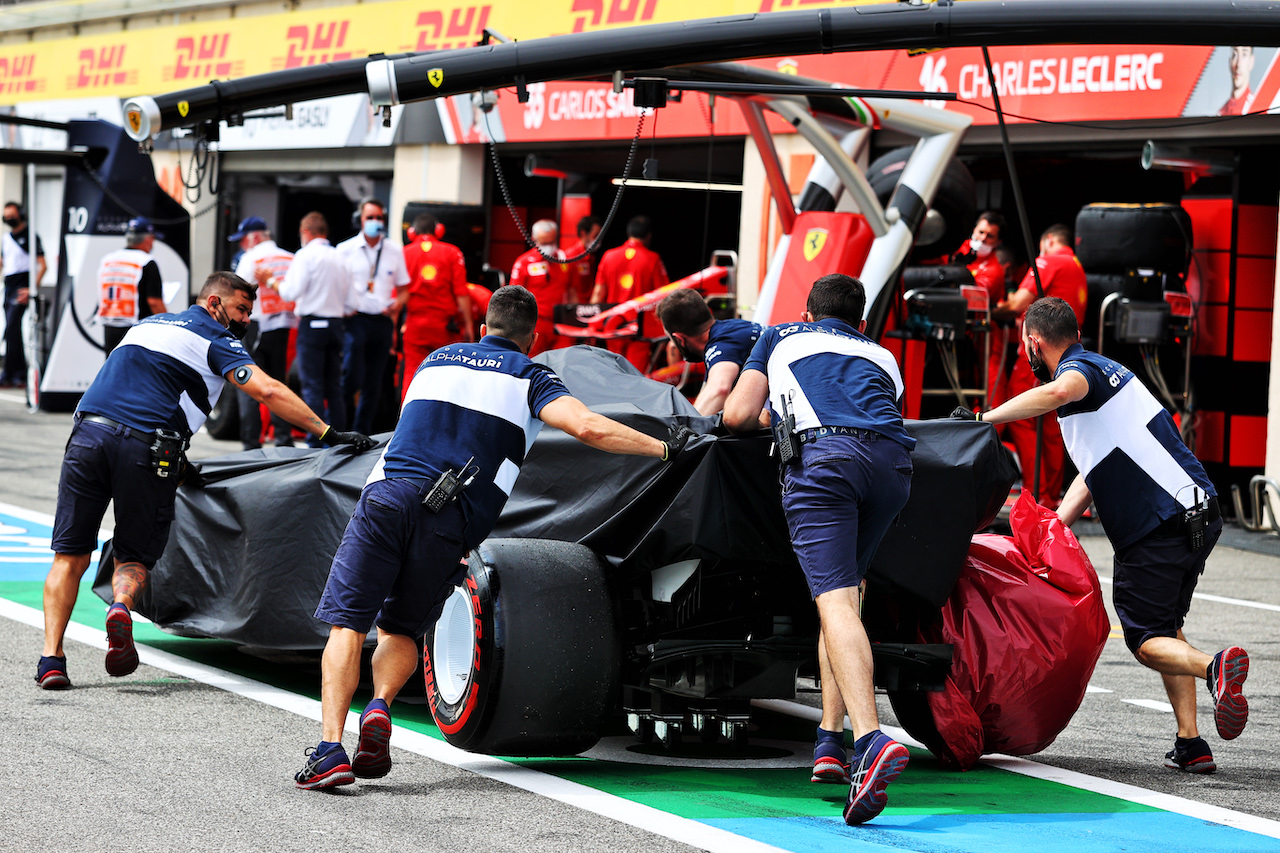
top-left (972, 235), bottom-right (995, 258)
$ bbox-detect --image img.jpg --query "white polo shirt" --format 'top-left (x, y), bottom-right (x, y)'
top-left (336, 233), bottom-right (410, 316)
top-left (279, 237), bottom-right (356, 319)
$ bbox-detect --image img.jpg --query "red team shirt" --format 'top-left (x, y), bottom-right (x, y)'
top-left (402, 237), bottom-right (469, 345)
top-left (595, 238), bottom-right (669, 304)
top-left (510, 246), bottom-right (571, 318)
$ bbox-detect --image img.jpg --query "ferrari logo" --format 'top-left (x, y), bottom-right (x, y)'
top-left (126, 110), bottom-right (142, 134)
top-left (803, 228), bottom-right (828, 262)
top-left (428, 67), bottom-right (444, 88)
top-left (177, 100), bottom-right (190, 118)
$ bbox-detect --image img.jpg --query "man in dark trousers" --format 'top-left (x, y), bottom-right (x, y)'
top-left (294, 285), bottom-right (693, 790)
top-left (968, 296), bottom-right (1248, 773)
top-left (723, 274), bottom-right (915, 826)
top-left (36, 271), bottom-right (373, 691)
top-left (1, 201), bottom-right (45, 387)
top-left (265, 212), bottom-right (357, 446)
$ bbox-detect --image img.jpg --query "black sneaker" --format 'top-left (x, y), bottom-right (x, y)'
top-left (352, 701), bottom-right (393, 779)
top-left (295, 743), bottom-right (355, 790)
top-left (1208, 647), bottom-right (1249, 740)
top-left (1163, 736), bottom-right (1216, 774)
top-left (104, 604), bottom-right (139, 677)
top-left (35, 655), bottom-right (71, 690)
top-left (843, 731), bottom-right (910, 826)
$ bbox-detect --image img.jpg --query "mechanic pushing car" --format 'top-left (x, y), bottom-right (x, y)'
top-left (960, 296), bottom-right (1250, 774)
top-left (35, 271), bottom-right (375, 691)
top-left (656, 288), bottom-right (762, 417)
top-left (723, 273), bottom-right (915, 826)
top-left (992, 224), bottom-right (1087, 508)
top-left (294, 284), bottom-right (695, 790)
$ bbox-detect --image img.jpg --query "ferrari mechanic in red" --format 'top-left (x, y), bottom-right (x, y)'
top-left (509, 219), bottom-right (572, 356)
top-left (400, 213), bottom-right (473, 400)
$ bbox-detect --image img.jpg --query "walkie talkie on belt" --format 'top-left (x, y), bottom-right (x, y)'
top-left (1183, 487), bottom-right (1210, 551)
top-left (771, 391), bottom-right (798, 464)
top-left (149, 429), bottom-right (186, 478)
top-left (422, 456), bottom-right (478, 513)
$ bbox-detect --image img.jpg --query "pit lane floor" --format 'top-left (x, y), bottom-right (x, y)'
top-left (2, 395), bottom-right (1279, 851)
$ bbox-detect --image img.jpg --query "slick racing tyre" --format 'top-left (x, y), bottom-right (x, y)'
top-left (425, 538), bottom-right (621, 756)
top-left (866, 145), bottom-right (977, 262)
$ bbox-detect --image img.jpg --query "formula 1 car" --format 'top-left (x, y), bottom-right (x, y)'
top-left (94, 344), bottom-right (1083, 763)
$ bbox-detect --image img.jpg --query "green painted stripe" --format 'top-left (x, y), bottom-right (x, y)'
top-left (2, 579), bottom-right (1162, 822)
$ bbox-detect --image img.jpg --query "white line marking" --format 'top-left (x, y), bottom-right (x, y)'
top-left (5, 499), bottom-right (1278, 844)
top-left (0, 391), bottom-right (29, 405)
top-left (1096, 574), bottom-right (1280, 613)
top-left (0, 501), bottom-right (111, 555)
top-left (1085, 685), bottom-right (1114, 694)
top-left (0, 596), bottom-right (787, 853)
top-left (1121, 699), bottom-right (1174, 713)
top-left (756, 699), bottom-right (1280, 840)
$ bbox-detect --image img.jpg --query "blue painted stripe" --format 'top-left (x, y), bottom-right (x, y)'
top-left (703, 812), bottom-right (1280, 853)
top-left (0, 510), bottom-right (102, 582)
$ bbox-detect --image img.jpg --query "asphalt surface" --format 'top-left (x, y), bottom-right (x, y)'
top-left (2, 390), bottom-right (1279, 849)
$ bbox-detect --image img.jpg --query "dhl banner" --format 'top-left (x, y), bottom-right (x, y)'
top-left (2, 0), bottom-right (1278, 144)
top-left (0, 0), bottom-right (882, 105)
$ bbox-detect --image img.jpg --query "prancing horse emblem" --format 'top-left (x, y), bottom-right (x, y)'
top-left (803, 228), bottom-right (828, 262)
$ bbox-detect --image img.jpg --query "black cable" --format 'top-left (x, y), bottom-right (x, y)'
top-left (982, 45), bottom-right (1044, 503)
top-left (957, 98), bottom-right (1280, 132)
top-left (485, 102), bottom-right (645, 264)
top-left (78, 159), bottom-right (218, 225)
top-left (699, 93), bottom-right (715, 270)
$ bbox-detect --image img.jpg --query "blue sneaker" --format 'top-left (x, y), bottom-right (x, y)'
top-left (104, 603), bottom-right (138, 677)
top-left (1208, 647), bottom-right (1249, 741)
top-left (812, 730), bottom-right (849, 784)
top-left (35, 655), bottom-right (71, 690)
top-left (352, 701), bottom-right (392, 779)
top-left (295, 742), bottom-right (355, 790)
top-left (1163, 736), bottom-right (1216, 774)
top-left (843, 731), bottom-right (909, 826)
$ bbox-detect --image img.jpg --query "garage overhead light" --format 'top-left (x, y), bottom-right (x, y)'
top-left (610, 178), bottom-right (743, 192)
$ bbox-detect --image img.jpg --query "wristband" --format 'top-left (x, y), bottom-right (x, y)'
top-left (976, 411), bottom-right (983, 422)
top-left (661, 441), bottom-right (670, 462)
top-left (320, 425), bottom-right (332, 442)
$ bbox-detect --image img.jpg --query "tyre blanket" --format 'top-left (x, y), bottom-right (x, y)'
top-left (891, 490), bottom-right (1110, 768)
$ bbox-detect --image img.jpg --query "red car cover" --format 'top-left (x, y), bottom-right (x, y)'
top-left (892, 491), bottom-right (1110, 769)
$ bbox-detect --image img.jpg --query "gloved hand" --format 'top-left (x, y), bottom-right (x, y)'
top-left (661, 425), bottom-right (697, 461)
top-left (950, 406), bottom-right (982, 422)
top-left (321, 427), bottom-right (377, 452)
top-left (178, 457), bottom-right (205, 489)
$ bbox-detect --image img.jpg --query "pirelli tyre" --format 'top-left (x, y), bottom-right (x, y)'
top-left (866, 145), bottom-right (977, 262)
top-left (203, 393), bottom-right (239, 440)
top-left (425, 538), bottom-right (621, 756)
top-left (1074, 203), bottom-right (1193, 276)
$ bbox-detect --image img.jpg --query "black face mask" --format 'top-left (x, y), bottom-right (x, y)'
top-left (215, 300), bottom-right (249, 340)
top-left (670, 335), bottom-right (702, 363)
top-left (2, 217), bottom-right (19, 229)
top-left (1028, 342), bottom-right (1053, 384)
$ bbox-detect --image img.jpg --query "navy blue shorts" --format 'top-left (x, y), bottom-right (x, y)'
top-left (50, 419), bottom-right (180, 566)
top-left (1112, 516), bottom-right (1223, 654)
top-left (315, 477), bottom-right (469, 637)
top-left (781, 434), bottom-right (913, 598)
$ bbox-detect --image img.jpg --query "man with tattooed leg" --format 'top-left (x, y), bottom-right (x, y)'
top-left (36, 271), bottom-right (374, 690)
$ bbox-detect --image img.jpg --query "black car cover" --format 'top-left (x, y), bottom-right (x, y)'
top-left (95, 345), bottom-right (1014, 648)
